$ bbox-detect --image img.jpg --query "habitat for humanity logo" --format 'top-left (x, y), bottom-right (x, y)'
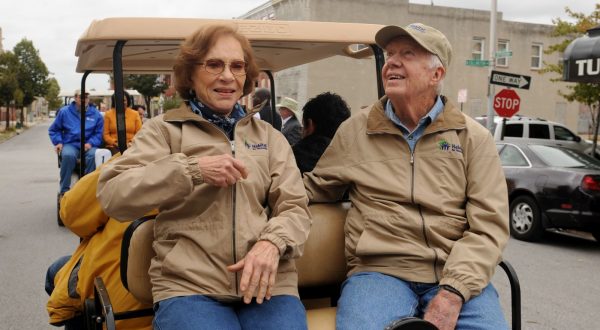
top-left (438, 138), bottom-right (463, 153)
top-left (244, 138), bottom-right (268, 150)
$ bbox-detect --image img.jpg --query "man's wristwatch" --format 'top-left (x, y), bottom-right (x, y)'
top-left (439, 284), bottom-right (465, 302)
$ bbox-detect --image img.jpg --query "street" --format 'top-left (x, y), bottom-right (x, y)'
top-left (1, 121), bottom-right (599, 329)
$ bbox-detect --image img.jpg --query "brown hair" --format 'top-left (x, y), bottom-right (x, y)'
top-left (173, 24), bottom-right (259, 100)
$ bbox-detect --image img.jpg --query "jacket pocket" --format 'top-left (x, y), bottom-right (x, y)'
top-left (354, 214), bottom-right (418, 256)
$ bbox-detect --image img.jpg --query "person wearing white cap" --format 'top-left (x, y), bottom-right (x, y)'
top-left (304, 23), bottom-right (509, 330)
top-left (277, 96), bottom-right (302, 145)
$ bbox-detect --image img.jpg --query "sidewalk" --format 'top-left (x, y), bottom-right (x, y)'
top-left (0, 117), bottom-right (47, 143)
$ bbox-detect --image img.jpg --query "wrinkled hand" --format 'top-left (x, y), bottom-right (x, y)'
top-left (226, 240), bottom-right (280, 304)
top-left (55, 143), bottom-right (63, 154)
top-left (84, 143), bottom-right (92, 151)
top-left (198, 154), bottom-right (248, 187)
top-left (423, 289), bottom-right (463, 330)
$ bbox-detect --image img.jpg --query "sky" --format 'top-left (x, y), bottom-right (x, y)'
top-left (0, 0), bottom-right (596, 93)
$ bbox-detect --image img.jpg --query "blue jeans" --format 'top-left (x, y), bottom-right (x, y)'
top-left (45, 255), bottom-right (71, 295)
top-left (153, 294), bottom-right (307, 330)
top-left (45, 255), bottom-right (85, 329)
top-left (59, 144), bottom-right (96, 193)
top-left (336, 272), bottom-right (508, 330)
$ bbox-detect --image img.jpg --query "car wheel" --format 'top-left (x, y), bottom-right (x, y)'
top-left (510, 195), bottom-right (543, 241)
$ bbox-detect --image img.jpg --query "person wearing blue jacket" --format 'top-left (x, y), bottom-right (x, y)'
top-left (48, 90), bottom-right (104, 195)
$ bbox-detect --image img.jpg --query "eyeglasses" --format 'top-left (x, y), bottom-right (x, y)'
top-left (197, 59), bottom-right (247, 76)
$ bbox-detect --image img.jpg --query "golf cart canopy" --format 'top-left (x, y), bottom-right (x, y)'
top-left (75, 17), bottom-right (385, 74)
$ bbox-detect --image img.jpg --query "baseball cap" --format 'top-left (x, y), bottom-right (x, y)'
top-left (375, 22), bottom-right (452, 69)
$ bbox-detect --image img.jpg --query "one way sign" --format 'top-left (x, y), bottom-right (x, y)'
top-left (489, 70), bottom-right (531, 90)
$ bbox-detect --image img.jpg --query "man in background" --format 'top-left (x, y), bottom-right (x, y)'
top-left (48, 90), bottom-right (104, 196)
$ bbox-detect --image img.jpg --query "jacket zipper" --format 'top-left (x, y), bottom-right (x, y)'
top-left (412, 144), bottom-right (440, 282)
top-left (230, 139), bottom-right (239, 295)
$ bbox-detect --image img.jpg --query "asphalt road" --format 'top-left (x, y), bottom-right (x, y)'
top-left (0, 120), bottom-right (599, 329)
top-left (0, 120), bottom-right (78, 329)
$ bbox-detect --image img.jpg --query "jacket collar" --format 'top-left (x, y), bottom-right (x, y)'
top-left (163, 101), bottom-right (263, 124)
top-left (367, 95), bottom-right (466, 135)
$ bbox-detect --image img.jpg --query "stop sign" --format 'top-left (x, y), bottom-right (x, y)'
top-left (494, 89), bottom-right (520, 117)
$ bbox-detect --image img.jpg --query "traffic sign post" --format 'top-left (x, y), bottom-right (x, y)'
top-left (494, 89), bottom-right (520, 118)
top-left (489, 70), bottom-right (531, 90)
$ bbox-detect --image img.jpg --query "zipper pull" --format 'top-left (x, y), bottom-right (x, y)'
top-left (410, 153), bottom-right (414, 165)
top-left (230, 141), bottom-right (235, 154)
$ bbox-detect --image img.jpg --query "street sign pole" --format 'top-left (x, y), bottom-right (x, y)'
top-left (486, 0), bottom-right (497, 133)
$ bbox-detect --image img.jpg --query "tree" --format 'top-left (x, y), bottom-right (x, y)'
top-left (0, 51), bottom-right (19, 129)
top-left (123, 74), bottom-right (168, 118)
top-left (46, 78), bottom-right (63, 111)
top-left (13, 39), bottom-right (50, 123)
top-left (542, 5), bottom-right (600, 155)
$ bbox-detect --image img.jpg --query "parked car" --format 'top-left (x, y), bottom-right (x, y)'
top-left (49, 110), bottom-right (57, 118)
top-left (477, 115), bottom-right (600, 158)
top-left (496, 141), bottom-right (600, 242)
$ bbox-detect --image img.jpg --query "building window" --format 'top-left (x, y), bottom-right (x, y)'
top-left (471, 38), bottom-right (485, 60)
top-left (531, 43), bottom-right (543, 69)
top-left (496, 40), bottom-right (509, 67)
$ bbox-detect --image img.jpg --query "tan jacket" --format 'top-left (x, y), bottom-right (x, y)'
top-left (303, 96), bottom-right (509, 301)
top-left (97, 104), bottom-right (311, 303)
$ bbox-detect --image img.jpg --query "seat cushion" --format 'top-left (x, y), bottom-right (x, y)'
top-left (307, 307), bottom-right (336, 330)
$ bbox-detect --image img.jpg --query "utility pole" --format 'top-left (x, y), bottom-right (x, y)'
top-left (486, 0), bottom-right (497, 132)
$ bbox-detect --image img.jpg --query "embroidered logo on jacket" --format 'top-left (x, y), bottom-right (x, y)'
top-left (438, 138), bottom-right (463, 153)
top-left (244, 139), bottom-right (268, 151)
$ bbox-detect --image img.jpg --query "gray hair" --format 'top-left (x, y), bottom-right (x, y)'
top-left (429, 54), bottom-right (444, 95)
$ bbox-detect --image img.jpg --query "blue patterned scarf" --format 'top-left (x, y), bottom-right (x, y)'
top-left (189, 98), bottom-right (246, 140)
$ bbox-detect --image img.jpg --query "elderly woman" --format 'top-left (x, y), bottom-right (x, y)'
top-left (97, 24), bottom-right (311, 330)
top-left (103, 91), bottom-right (142, 154)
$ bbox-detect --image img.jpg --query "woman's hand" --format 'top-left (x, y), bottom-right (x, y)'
top-left (226, 240), bottom-right (280, 304)
top-left (197, 154), bottom-right (248, 187)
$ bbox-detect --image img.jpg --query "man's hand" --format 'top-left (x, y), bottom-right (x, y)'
top-left (55, 144), bottom-right (63, 154)
top-left (197, 154), bottom-right (248, 187)
top-left (84, 143), bottom-right (92, 151)
top-left (423, 289), bottom-right (463, 330)
top-left (226, 240), bottom-right (280, 304)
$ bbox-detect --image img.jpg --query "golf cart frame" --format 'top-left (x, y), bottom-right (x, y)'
top-left (71, 17), bottom-right (520, 330)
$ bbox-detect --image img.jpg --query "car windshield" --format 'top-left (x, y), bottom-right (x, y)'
top-left (529, 145), bottom-right (600, 169)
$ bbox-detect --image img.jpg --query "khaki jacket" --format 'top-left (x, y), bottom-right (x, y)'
top-left (97, 104), bottom-right (311, 303)
top-left (47, 168), bottom-right (152, 329)
top-left (304, 96), bottom-right (509, 301)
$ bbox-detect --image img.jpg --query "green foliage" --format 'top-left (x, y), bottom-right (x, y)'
top-left (162, 95), bottom-right (183, 111)
top-left (542, 4), bottom-right (600, 146)
top-left (123, 74), bottom-right (169, 117)
top-left (0, 51), bottom-right (20, 128)
top-left (46, 78), bottom-right (63, 110)
top-left (13, 39), bottom-right (50, 107)
top-left (0, 52), bottom-right (20, 106)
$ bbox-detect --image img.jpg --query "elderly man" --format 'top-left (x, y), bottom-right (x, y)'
top-left (303, 23), bottom-right (509, 330)
top-left (49, 90), bottom-right (104, 195)
top-left (277, 96), bottom-right (302, 145)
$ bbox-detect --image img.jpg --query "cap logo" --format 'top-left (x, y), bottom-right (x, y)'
top-left (408, 24), bottom-right (426, 33)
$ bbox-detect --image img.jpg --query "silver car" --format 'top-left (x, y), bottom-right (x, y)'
top-left (476, 115), bottom-right (599, 158)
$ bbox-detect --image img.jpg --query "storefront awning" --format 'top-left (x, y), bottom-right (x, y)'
top-left (563, 25), bottom-right (600, 83)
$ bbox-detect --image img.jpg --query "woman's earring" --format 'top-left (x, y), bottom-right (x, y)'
top-left (189, 89), bottom-right (196, 98)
